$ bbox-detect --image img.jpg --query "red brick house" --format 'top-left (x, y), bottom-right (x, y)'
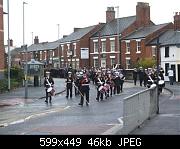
top-left (58, 24), bottom-right (104, 69)
top-left (0, 0), bottom-right (5, 76)
top-left (122, 22), bottom-right (173, 69)
top-left (90, 2), bottom-right (155, 69)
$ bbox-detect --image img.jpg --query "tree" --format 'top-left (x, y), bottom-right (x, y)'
top-left (136, 58), bottom-right (156, 69)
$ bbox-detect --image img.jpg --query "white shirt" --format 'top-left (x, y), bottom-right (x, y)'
top-left (168, 70), bottom-right (174, 77)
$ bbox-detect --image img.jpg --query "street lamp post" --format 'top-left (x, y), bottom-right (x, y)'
top-left (57, 24), bottom-right (61, 68)
top-left (6, 0), bottom-right (10, 91)
top-left (23, 1), bottom-right (28, 99)
top-left (156, 37), bottom-right (160, 114)
top-left (115, 6), bottom-right (120, 66)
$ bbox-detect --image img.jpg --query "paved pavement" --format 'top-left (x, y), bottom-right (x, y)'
top-left (130, 82), bottom-right (180, 134)
top-left (0, 78), bottom-right (66, 107)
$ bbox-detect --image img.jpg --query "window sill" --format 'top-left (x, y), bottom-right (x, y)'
top-left (136, 51), bottom-right (141, 54)
top-left (125, 52), bottom-right (130, 54)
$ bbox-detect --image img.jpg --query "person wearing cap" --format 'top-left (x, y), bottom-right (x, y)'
top-left (65, 71), bottom-right (73, 98)
top-left (138, 67), bottom-right (144, 86)
top-left (44, 71), bottom-right (54, 103)
top-left (79, 74), bottom-right (90, 106)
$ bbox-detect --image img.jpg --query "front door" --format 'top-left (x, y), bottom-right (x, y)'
top-left (171, 64), bottom-right (176, 82)
top-left (178, 64), bottom-right (180, 82)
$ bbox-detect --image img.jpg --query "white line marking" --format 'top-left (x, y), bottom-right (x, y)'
top-left (9, 119), bottom-right (25, 125)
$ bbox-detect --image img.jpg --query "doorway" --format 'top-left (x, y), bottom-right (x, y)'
top-left (171, 64), bottom-right (176, 82)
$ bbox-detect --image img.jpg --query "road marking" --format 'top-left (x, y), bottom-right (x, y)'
top-left (0, 106), bottom-right (72, 128)
top-left (102, 117), bottom-right (124, 135)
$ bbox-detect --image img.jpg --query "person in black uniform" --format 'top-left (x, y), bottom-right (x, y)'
top-left (79, 74), bottom-right (90, 106)
top-left (119, 73), bottom-right (125, 92)
top-left (44, 71), bottom-right (54, 103)
top-left (133, 68), bottom-right (138, 86)
top-left (66, 72), bottom-right (73, 98)
top-left (143, 69), bottom-right (148, 87)
top-left (114, 72), bottom-right (121, 94)
top-left (139, 67), bottom-right (144, 86)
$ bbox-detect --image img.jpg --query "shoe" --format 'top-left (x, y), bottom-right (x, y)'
top-left (86, 102), bottom-right (89, 106)
top-left (96, 98), bottom-right (99, 102)
top-left (78, 103), bottom-right (83, 106)
top-left (49, 100), bottom-right (52, 103)
top-left (66, 96), bottom-right (68, 98)
top-left (45, 100), bottom-right (48, 103)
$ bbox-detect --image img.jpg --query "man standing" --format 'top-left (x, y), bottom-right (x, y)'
top-left (79, 74), bottom-right (90, 106)
top-left (44, 71), bottom-right (54, 103)
top-left (66, 72), bottom-right (73, 98)
top-left (168, 68), bottom-right (174, 85)
top-left (139, 67), bottom-right (144, 86)
top-left (133, 68), bottom-right (138, 86)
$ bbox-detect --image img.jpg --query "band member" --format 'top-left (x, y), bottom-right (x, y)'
top-left (114, 72), bottom-right (121, 94)
top-left (66, 72), bottom-right (73, 98)
top-left (74, 72), bottom-right (81, 96)
top-left (95, 74), bottom-right (105, 101)
top-left (119, 72), bottom-right (125, 92)
top-left (133, 68), bottom-right (138, 86)
top-left (143, 69), bottom-right (149, 87)
top-left (106, 71), bottom-right (113, 97)
top-left (139, 67), bottom-right (144, 86)
top-left (79, 74), bottom-right (90, 106)
top-left (44, 71), bottom-right (54, 103)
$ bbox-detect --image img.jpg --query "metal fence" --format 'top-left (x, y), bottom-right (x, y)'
top-left (118, 86), bottom-right (158, 134)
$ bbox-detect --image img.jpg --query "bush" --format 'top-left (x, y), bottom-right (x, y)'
top-left (4, 67), bottom-right (24, 82)
top-left (135, 58), bottom-right (156, 69)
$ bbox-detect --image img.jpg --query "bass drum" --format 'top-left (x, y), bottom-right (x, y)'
top-left (47, 87), bottom-right (52, 93)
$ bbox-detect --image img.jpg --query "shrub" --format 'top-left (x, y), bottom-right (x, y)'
top-left (135, 58), bottom-right (156, 69)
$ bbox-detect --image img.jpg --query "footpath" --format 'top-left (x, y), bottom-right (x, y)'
top-left (130, 82), bottom-right (180, 134)
top-left (0, 78), bottom-right (66, 107)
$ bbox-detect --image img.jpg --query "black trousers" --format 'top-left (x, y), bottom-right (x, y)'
top-left (96, 88), bottom-right (103, 101)
top-left (134, 78), bottom-right (137, 85)
top-left (66, 86), bottom-right (72, 98)
top-left (80, 89), bottom-right (89, 105)
top-left (140, 79), bottom-right (143, 86)
top-left (45, 89), bottom-right (52, 102)
top-left (120, 83), bottom-right (123, 92)
top-left (117, 85), bottom-right (120, 94)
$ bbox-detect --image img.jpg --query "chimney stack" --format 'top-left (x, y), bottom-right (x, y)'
top-left (106, 7), bottom-right (115, 23)
top-left (174, 12), bottom-right (180, 31)
top-left (34, 36), bottom-right (39, 44)
top-left (136, 2), bottom-right (150, 27)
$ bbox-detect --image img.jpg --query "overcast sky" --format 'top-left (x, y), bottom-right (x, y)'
top-left (2, 0), bottom-right (180, 47)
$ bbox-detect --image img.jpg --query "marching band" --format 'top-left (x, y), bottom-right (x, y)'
top-left (44, 65), bottom-right (165, 106)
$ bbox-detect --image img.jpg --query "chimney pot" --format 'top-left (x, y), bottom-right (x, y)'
top-left (34, 36), bottom-right (39, 44)
top-left (106, 7), bottom-right (115, 23)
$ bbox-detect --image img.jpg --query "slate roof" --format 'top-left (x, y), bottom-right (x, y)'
top-left (27, 25), bottom-right (96, 52)
top-left (148, 29), bottom-right (180, 46)
top-left (123, 23), bottom-right (170, 40)
top-left (60, 25), bottom-right (96, 43)
top-left (27, 40), bottom-right (61, 52)
top-left (92, 16), bottom-right (136, 37)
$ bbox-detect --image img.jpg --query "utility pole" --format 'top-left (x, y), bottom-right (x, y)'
top-left (57, 24), bottom-right (61, 68)
top-left (156, 37), bottom-right (160, 114)
top-left (23, 1), bottom-right (28, 99)
top-left (115, 6), bottom-right (120, 66)
top-left (7, 0), bottom-right (10, 91)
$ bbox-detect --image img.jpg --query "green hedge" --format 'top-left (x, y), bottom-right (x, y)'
top-left (0, 67), bottom-right (24, 93)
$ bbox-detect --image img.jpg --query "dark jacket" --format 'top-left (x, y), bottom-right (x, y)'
top-left (44, 77), bottom-right (54, 89)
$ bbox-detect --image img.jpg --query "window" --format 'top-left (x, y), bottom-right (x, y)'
top-left (110, 40), bottom-right (115, 52)
top-left (137, 41), bottom-right (141, 53)
top-left (73, 43), bottom-right (76, 56)
top-left (94, 59), bottom-right (99, 68)
top-left (152, 46), bottom-right (156, 57)
top-left (61, 45), bottom-right (64, 57)
top-left (40, 51), bottom-right (42, 60)
top-left (50, 50), bottom-right (53, 58)
top-left (94, 42), bottom-right (99, 53)
top-left (126, 42), bottom-right (130, 53)
top-left (126, 58), bottom-right (131, 69)
top-left (101, 41), bottom-right (106, 52)
top-left (165, 63), bottom-right (169, 76)
top-left (165, 46), bottom-right (169, 57)
top-left (111, 58), bottom-right (115, 66)
top-left (44, 51), bottom-right (47, 60)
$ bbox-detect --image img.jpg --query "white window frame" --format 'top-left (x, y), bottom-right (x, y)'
top-left (73, 43), bottom-right (76, 56)
top-left (126, 41), bottom-right (130, 54)
top-left (44, 51), bottom-right (47, 60)
top-left (126, 57), bottom-right (131, 69)
top-left (136, 40), bottom-right (141, 53)
top-left (110, 40), bottom-right (115, 52)
top-left (101, 41), bottom-right (106, 52)
top-left (93, 58), bottom-right (99, 68)
top-left (94, 41), bottom-right (99, 53)
top-left (40, 51), bottom-right (42, 60)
